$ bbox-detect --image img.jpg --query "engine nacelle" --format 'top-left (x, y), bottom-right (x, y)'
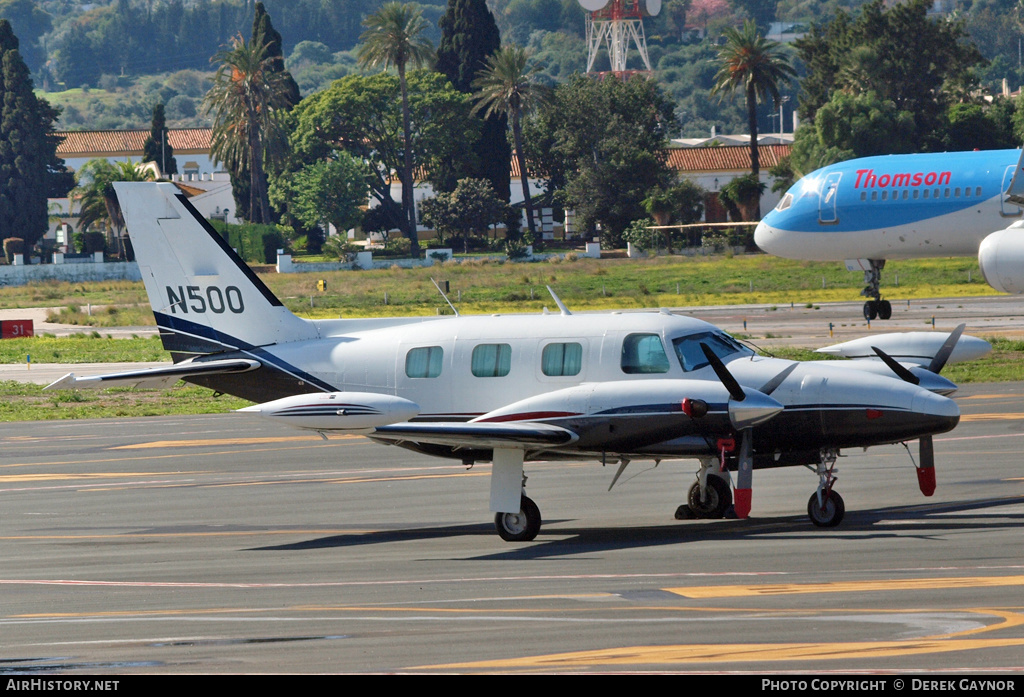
top-left (979, 223), bottom-right (1024, 294)
top-left (238, 392), bottom-right (420, 431)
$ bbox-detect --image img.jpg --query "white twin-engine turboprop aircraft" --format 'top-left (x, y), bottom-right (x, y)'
top-left (47, 183), bottom-right (988, 541)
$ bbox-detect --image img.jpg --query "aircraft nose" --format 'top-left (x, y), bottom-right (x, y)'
top-left (753, 219), bottom-right (775, 253)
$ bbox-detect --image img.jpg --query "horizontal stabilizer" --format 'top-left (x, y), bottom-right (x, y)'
top-left (44, 358), bottom-right (261, 391)
top-left (370, 422), bottom-right (577, 450)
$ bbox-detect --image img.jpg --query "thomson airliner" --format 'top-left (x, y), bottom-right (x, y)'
top-left (754, 148), bottom-right (1024, 319)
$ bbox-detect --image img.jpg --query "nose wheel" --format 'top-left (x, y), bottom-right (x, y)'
top-left (807, 490), bottom-right (845, 527)
top-left (808, 447), bottom-right (845, 527)
top-left (495, 495), bottom-right (541, 541)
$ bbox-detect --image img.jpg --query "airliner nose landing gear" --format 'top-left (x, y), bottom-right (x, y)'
top-left (861, 259), bottom-right (892, 320)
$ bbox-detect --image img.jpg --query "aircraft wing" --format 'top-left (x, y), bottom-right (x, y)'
top-left (44, 358), bottom-right (261, 391)
top-left (370, 422), bottom-right (578, 450)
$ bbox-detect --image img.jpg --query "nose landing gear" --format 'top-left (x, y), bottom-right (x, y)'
top-left (861, 260), bottom-right (892, 320)
top-left (808, 448), bottom-right (845, 527)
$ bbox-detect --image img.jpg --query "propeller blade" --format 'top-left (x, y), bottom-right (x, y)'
top-left (758, 363), bottom-right (798, 395)
top-left (871, 346), bottom-right (921, 385)
top-left (733, 429), bottom-right (753, 518)
top-left (928, 323), bottom-right (965, 374)
top-left (700, 343), bottom-right (746, 402)
top-left (917, 435), bottom-right (936, 496)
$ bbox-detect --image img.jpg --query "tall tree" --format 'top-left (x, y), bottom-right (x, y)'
top-left (230, 1), bottom-right (301, 221)
top-left (142, 103), bottom-right (177, 176)
top-left (203, 34), bottom-right (293, 224)
top-left (523, 74), bottom-right (676, 244)
top-left (436, 0), bottom-right (510, 200)
top-left (0, 19), bottom-right (69, 249)
top-left (711, 19), bottom-right (795, 216)
top-left (357, 2), bottom-right (435, 258)
top-left (472, 46), bottom-right (549, 242)
top-left (794, 0), bottom-right (984, 147)
top-left (286, 71), bottom-right (478, 242)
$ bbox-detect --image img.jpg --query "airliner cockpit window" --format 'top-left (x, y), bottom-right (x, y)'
top-left (672, 331), bottom-right (753, 372)
top-left (775, 193), bottom-right (793, 211)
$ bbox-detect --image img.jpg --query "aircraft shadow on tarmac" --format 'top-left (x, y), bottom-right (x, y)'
top-left (249, 494), bottom-right (1023, 560)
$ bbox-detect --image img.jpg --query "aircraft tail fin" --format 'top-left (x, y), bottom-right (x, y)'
top-left (114, 182), bottom-right (316, 360)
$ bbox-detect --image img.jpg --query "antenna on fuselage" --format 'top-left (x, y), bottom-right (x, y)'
top-left (431, 278), bottom-right (460, 316)
top-left (546, 286), bottom-right (572, 315)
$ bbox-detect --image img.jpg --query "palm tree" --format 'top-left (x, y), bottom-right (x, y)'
top-left (712, 20), bottom-right (795, 216)
top-left (472, 46), bottom-right (550, 242)
top-left (358, 2), bottom-right (435, 258)
top-left (203, 33), bottom-right (292, 224)
top-left (73, 159), bottom-right (155, 257)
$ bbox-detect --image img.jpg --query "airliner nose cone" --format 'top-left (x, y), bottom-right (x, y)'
top-left (754, 219), bottom-right (777, 254)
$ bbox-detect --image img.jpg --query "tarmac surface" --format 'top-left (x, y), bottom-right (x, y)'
top-left (0, 385), bottom-right (1022, 674)
top-left (0, 295), bottom-right (1022, 673)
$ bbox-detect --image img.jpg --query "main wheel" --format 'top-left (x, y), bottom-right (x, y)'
top-left (495, 495), bottom-right (541, 541)
top-left (687, 476), bottom-right (732, 519)
top-left (863, 301), bottom-right (878, 321)
top-left (877, 300), bottom-right (892, 320)
top-left (807, 490), bottom-right (845, 528)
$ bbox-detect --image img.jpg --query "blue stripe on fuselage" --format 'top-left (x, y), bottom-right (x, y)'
top-left (764, 149), bottom-right (1020, 233)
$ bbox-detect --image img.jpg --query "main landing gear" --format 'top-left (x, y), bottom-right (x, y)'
top-left (807, 448), bottom-right (845, 528)
top-left (495, 495), bottom-right (541, 542)
top-left (862, 259), bottom-right (892, 321)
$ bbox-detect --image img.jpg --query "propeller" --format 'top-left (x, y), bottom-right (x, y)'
top-left (917, 434), bottom-right (936, 496)
top-left (871, 345), bottom-right (920, 385)
top-left (927, 323), bottom-right (965, 374)
top-left (758, 363), bottom-right (798, 395)
top-left (699, 343), bottom-right (788, 520)
top-left (700, 343), bottom-right (745, 401)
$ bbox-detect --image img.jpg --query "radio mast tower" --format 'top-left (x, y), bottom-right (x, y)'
top-left (580, 0), bottom-right (661, 76)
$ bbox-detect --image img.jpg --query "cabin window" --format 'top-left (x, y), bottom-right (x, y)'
top-left (955, 187), bottom-right (961, 197)
top-left (672, 331), bottom-right (753, 372)
top-left (881, 191), bottom-right (888, 201)
top-left (871, 191), bottom-right (878, 201)
top-left (923, 189), bottom-right (930, 198)
top-left (471, 343), bottom-right (511, 377)
top-left (976, 186), bottom-right (983, 196)
top-left (944, 188), bottom-right (950, 197)
top-left (860, 192), bottom-right (866, 201)
top-left (542, 343), bottom-right (583, 376)
top-left (902, 190), bottom-right (909, 199)
top-left (621, 333), bottom-right (670, 374)
top-left (405, 346), bottom-right (444, 378)
top-left (913, 189), bottom-right (919, 199)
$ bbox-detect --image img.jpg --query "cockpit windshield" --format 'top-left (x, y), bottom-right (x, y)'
top-left (671, 331), bottom-right (753, 372)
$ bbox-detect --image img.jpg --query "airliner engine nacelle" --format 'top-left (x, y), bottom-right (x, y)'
top-left (979, 222), bottom-right (1024, 294)
top-left (238, 392), bottom-right (420, 431)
